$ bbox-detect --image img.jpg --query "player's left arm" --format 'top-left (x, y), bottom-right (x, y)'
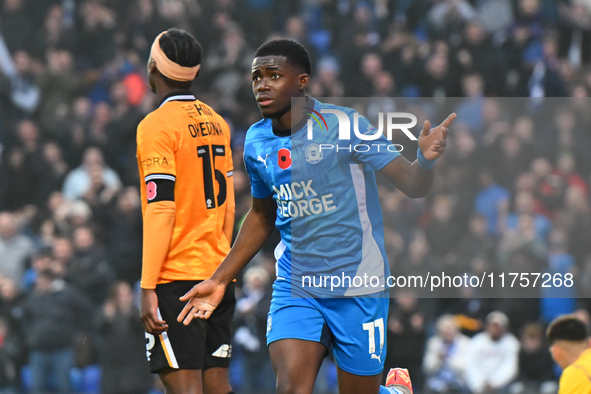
top-left (379, 113), bottom-right (456, 198)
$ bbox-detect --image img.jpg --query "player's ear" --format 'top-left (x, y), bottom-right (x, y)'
top-left (147, 58), bottom-right (157, 75)
top-left (299, 74), bottom-right (310, 91)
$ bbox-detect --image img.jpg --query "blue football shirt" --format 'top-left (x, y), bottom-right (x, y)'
top-left (243, 98), bottom-right (401, 296)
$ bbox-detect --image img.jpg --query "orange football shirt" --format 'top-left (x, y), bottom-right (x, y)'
top-left (137, 93), bottom-right (233, 285)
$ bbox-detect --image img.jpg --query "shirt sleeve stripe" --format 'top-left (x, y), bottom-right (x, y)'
top-left (145, 173), bottom-right (176, 182)
top-left (226, 171), bottom-right (233, 177)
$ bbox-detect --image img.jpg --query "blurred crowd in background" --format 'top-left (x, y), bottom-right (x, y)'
top-left (0, 0), bottom-right (591, 392)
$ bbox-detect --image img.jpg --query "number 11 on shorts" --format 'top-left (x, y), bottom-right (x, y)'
top-left (362, 318), bottom-right (384, 354)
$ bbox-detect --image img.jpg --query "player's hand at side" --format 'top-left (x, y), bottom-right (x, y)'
top-left (418, 113), bottom-right (457, 161)
top-left (177, 279), bottom-right (226, 325)
top-left (140, 288), bottom-right (169, 335)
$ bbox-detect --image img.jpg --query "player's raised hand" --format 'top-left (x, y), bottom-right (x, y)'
top-left (418, 113), bottom-right (457, 161)
top-left (177, 279), bottom-right (226, 325)
top-left (140, 288), bottom-right (168, 335)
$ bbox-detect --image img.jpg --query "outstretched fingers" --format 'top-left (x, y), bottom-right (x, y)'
top-left (419, 120), bottom-right (431, 137)
top-left (440, 113), bottom-right (457, 128)
top-left (178, 302), bottom-right (196, 324)
top-left (179, 286), bottom-right (200, 302)
top-left (178, 299), bottom-right (216, 325)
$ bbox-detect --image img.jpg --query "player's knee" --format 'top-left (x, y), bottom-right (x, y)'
top-left (163, 384), bottom-right (202, 394)
top-left (276, 379), bottom-right (312, 394)
top-left (203, 381), bottom-right (232, 394)
top-left (203, 367), bottom-right (232, 394)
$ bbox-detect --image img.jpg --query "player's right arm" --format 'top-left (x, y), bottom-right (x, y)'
top-left (177, 194), bottom-right (276, 325)
top-left (136, 117), bottom-right (178, 335)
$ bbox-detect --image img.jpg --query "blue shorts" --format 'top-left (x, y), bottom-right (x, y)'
top-left (266, 284), bottom-right (389, 376)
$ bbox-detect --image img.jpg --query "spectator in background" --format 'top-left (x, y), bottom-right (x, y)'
top-left (510, 322), bottom-right (557, 394)
top-left (21, 249), bottom-right (53, 291)
top-left (427, 0), bottom-right (475, 40)
top-left (456, 22), bottom-right (504, 94)
top-left (106, 81), bottom-right (145, 185)
top-left (563, 185), bottom-right (591, 263)
top-left (530, 157), bottom-right (563, 216)
top-left (452, 214), bottom-right (496, 269)
top-left (31, 5), bottom-right (75, 58)
top-left (22, 268), bottom-right (93, 394)
top-left (0, 0), bottom-right (34, 53)
top-left (75, 0), bottom-right (116, 70)
top-left (540, 229), bottom-right (577, 324)
top-left (37, 48), bottom-right (85, 138)
top-left (51, 237), bottom-right (73, 275)
top-left (0, 316), bottom-right (22, 394)
top-left (97, 281), bottom-right (151, 394)
top-left (37, 141), bottom-right (69, 207)
top-left (308, 56), bottom-right (345, 97)
top-left (385, 292), bottom-right (427, 389)
top-left (106, 187), bottom-right (143, 285)
top-left (0, 276), bottom-right (25, 352)
top-left (474, 170), bottom-right (511, 236)
top-left (503, 190), bottom-right (552, 241)
top-left (558, 0), bottom-right (591, 66)
top-left (60, 96), bottom-right (93, 168)
top-left (424, 194), bottom-right (462, 258)
top-left (62, 147), bottom-right (121, 201)
top-left (347, 52), bottom-right (383, 96)
top-left (66, 226), bottom-right (115, 306)
top-left (398, 234), bottom-right (439, 287)
top-left (0, 212), bottom-right (34, 284)
top-left (0, 50), bottom-right (41, 115)
top-left (205, 24), bottom-right (252, 106)
top-left (454, 73), bottom-right (485, 132)
top-left (233, 265), bottom-right (273, 394)
top-left (419, 50), bottom-right (461, 97)
top-left (491, 133), bottom-right (533, 191)
top-left (423, 314), bottom-right (470, 394)
top-left (464, 311), bottom-right (520, 393)
top-left (0, 149), bottom-right (32, 211)
top-left (81, 161), bottom-right (119, 228)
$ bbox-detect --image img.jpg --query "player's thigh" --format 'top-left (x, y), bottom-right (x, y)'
top-left (267, 296), bottom-right (331, 394)
top-left (269, 339), bottom-right (327, 394)
top-left (322, 296), bottom-right (389, 377)
top-left (147, 281), bottom-right (208, 373)
top-left (336, 367), bottom-right (382, 394)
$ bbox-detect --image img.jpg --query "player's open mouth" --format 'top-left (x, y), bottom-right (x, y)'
top-left (257, 96), bottom-right (273, 106)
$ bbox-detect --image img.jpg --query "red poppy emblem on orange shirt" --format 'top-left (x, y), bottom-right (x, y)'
top-left (147, 181), bottom-right (157, 200)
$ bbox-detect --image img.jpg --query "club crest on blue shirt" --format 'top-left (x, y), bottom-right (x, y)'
top-left (305, 143), bottom-right (323, 164)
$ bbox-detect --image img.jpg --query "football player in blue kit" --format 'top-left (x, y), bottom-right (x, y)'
top-left (178, 39), bottom-right (456, 394)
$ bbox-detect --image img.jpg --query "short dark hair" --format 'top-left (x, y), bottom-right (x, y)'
top-left (254, 39), bottom-right (311, 75)
top-left (547, 315), bottom-right (589, 345)
top-left (158, 28), bottom-right (202, 89)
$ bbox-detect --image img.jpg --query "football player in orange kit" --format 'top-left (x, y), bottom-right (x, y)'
top-left (137, 28), bottom-right (235, 394)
